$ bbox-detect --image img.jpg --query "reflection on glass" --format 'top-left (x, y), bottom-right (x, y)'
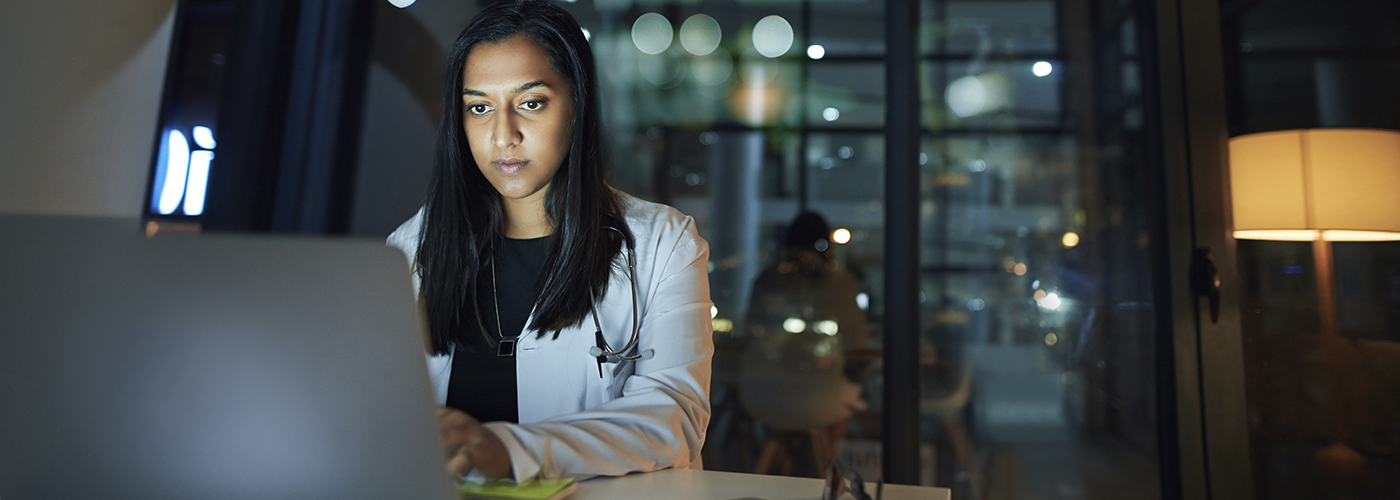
top-left (919, 0), bottom-right (1160, 497)
top-left (567, 0), bottom-right (1167, 496)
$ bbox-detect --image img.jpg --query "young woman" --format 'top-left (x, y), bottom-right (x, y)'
top-left (385, 0), bottom-right (713, 482)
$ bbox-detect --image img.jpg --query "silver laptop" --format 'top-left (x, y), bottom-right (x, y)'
top-left (0, 215), bottom-right (455, 500)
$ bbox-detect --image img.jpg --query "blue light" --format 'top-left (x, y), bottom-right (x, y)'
top-left (193, 126), bottom-right (216, 149)
top-left (1283, 265), bottom-right (1303, 274)
top-left (158, 130), bottom-right (190, 215)
top-left (183, 151), bottom-right (213, 216)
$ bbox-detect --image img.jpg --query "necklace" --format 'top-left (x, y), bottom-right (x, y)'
top-left (492, 257), bottom-right (516, 357)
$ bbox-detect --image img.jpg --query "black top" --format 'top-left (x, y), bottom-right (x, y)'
top-left (445, 236), bottom-right (550, 424)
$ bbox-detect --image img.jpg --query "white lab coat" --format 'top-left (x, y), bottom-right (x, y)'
top-left (386, 192), bottom-right (713, 481)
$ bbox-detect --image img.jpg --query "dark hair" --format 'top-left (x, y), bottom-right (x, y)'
top-left (417, 0), bottom-right (622, 355)
top-left (785, 211), bottom-right (831, 254)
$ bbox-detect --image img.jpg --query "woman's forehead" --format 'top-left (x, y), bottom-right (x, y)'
top-left (461, 35), bottom-right (565, 92)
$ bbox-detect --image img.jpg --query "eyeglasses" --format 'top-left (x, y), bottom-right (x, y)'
top-left (823, 462), bottom-right (883, 500)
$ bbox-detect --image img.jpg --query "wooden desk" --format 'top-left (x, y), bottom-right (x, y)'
top-left (574, 469), bottom-right (950, 500)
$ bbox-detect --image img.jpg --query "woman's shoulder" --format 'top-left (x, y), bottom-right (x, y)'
top-left (385, 207), bottom-right (425, 262)
top-left (616, 191), bottom-right (698, 242)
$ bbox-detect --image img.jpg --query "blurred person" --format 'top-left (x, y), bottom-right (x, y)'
top-left (736, 212), bottom-right (869, 475)
top-left (743, 212), bottom-right (868, 352)
top-left (386, 0), bottom-right (712, 482)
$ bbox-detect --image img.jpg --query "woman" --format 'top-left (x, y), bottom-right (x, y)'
top-left (386, 0), bottom-right (713, 482)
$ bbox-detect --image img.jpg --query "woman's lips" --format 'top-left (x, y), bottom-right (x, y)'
top-left (495, 160), bottom-right (528, 175)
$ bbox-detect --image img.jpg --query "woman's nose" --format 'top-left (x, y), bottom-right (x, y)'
top-left (491, 112), bottom-right (521, 149)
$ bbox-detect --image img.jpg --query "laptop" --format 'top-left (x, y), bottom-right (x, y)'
top-left (0, 215), bottom-right (456, 500)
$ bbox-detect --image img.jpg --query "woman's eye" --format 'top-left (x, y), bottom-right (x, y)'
top-left (521, 100), bottom-right (544, 111)
top-left (467, 104), bottom-right (491, 115)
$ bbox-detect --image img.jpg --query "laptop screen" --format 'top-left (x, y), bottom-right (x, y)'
top-left (0, 215), bottom-right (455, 500)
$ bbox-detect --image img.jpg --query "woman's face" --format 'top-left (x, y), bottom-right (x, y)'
top-left (461, 35), bottom-right (573, 205)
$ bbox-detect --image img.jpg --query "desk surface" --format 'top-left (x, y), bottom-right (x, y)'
top-left (574, 469), bottom-right (950, 500)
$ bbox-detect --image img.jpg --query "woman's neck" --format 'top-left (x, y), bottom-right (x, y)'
top-left (501, 191), bottom-right (553, 239)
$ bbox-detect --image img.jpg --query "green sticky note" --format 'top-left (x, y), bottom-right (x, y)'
top-left (457, 478), bottom-right (577, 500)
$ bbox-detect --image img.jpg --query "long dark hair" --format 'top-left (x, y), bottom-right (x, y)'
top-left (417, 0), bottom-right (622, 355)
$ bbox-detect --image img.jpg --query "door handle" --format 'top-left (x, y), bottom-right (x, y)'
top-left (1191, 247), bottom-right (1221, 323)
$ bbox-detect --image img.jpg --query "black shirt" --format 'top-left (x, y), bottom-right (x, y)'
top-left (445, 236), bottom-right (549, 424)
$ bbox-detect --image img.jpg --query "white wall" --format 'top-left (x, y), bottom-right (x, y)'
top-left (0, 1), bottom-right (177, 216)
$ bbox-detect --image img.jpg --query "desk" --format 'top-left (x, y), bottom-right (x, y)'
top-left (574, 469), bottom-right (951, 500)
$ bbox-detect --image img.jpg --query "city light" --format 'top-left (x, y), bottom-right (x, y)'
top-left (691, 47), bottom-right (733, 86)
top-left (1062, 231), bottom-right (1080, 248)
top-left (856, 293), bottom-right (869, 311)
top-left (807, 44), bottom-right (825, 59)
top-left (832, 228), bottom-right (851, 244)
top-left (752, 15), bottom-right (793, 58)
top-left (1040, 293), bottom-right (1062, 310)
top-left (946, 72), bottom-right (1010, 117)
top-left (815, 320), bottom-right (839, 336)
top-left (1033, 61), bottom-right (1053, 77)
top-left (386, 0), bottom-right (416, 8)
top-left (783, 318), bottom-right (807, 333)
top-left (581, 28), bottom-right (591, 41)
top-left (631, 13), bottom-right (673, 55)
top-left (679, 14), bottom-right (721, 56)
top-left (711, 306), bottom-right (718, 318)
top-left (823, 107), bottom-right (839, 121)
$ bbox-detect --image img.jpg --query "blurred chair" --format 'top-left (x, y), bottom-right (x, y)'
top-left (739, 331), bottom-right (866, 476)
top-left (922, 364), bottom-right (983, 500)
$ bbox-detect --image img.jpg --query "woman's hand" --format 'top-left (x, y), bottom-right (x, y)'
top-left (437, 406), bottom-right (512, 478)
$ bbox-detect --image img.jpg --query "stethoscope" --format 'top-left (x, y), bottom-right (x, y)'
top-left (585, 215), bottom-right (653, 375)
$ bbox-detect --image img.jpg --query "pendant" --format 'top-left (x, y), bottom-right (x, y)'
top-left (497, 337), bottom-right (516, 357)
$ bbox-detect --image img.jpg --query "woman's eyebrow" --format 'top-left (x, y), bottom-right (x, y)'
top-left (461, 80), bottom-right (549, 97)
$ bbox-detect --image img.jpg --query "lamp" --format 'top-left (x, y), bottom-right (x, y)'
top-left (1229, 128), bottom-right (1400, 489)
top-left (1231, 128), bottom-right (1400, 242)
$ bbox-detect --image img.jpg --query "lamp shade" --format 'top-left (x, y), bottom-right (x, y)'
top-left (1229, 128), bottom-right (1400, 241)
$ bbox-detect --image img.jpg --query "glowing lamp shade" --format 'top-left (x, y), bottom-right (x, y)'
top-left (1229, 128), bottom-right (1400, 242)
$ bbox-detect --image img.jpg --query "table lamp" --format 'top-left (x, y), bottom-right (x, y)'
top-left (1229, 127), bottom-right (1400, 489)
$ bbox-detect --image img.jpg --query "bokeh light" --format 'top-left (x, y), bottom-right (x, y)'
top-left (945, 72), bottom-right (1010, 117)
top-left (1033, 61), bottom-right (1053, 77)
top-left (807, 44), bottom-right (825, 59)
top-left (1062, 231), bottom-right (1080, 248)
top-left (639, 51), bottom-right (684, 88)
top-left (631, 13), bottom-right (673, 55)
top-left (752, 15), bottom-right (793, 58)
top-left (832, 228), bottom-right (851, 244)
top-left (690, 47), bottom-right (733, 86)
top-left (679, 14), bottom-right (721, 56)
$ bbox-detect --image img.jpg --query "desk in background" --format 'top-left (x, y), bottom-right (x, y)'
top-left (574, 469), bottom-right (950, 500)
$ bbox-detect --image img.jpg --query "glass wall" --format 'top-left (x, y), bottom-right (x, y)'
top-left (548, 0), bottom-right (1169, 497)
top-left (913, 0), bottom-right (1162, 497)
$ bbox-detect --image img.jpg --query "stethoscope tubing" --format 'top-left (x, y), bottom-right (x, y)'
top-left (588, 225), bottom-right (646, 362)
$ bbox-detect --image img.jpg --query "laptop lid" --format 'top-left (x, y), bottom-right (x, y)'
top-left (0, 215), bottom-right (455, 500)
